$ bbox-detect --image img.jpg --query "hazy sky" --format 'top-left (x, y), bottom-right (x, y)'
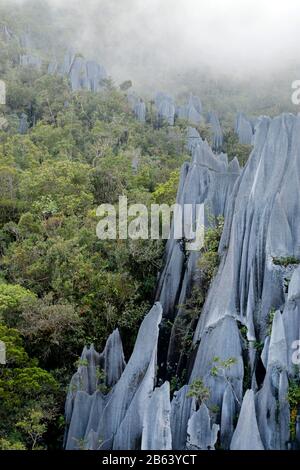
top-left (11, 0), bottom-right (300, 88)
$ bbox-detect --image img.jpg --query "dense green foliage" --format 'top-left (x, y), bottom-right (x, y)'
top-left (288, 378), bottom-right (300, 440)
top-left (198, 215), bottom-right (224, 289)
top-left (272, 256), bottom-right (300, 267)
top-left (0, 5), bottom-right (192, 448)
top-left (0, 0), bottom-right (289, 450)
top-left (0, 323), bottom-right (60, 449)
top-left (187, 378), bottom-right (210, 406)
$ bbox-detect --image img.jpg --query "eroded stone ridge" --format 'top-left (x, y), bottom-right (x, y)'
top-left (65, 114), bottom-right (300, 450)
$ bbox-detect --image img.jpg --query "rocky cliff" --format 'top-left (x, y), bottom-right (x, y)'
top-left (65, 113), bottom-right (300, 450)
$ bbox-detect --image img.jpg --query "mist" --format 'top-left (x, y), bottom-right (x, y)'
top-left (6, 0), bottom-right (300, 94)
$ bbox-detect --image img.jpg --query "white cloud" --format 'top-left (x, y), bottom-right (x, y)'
top-left (8, 0), bottom-right (300, 86)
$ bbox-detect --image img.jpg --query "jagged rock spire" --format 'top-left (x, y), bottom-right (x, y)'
top-left (230, 390), bottom-right (264, 450)
top-left (65, 113), bottom-right (300, 450)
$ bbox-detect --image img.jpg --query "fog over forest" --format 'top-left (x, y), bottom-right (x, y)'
top-left (7, 0), bottom-right (300, 95)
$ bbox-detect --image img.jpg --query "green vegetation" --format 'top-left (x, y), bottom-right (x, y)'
top-left (287, 378), bottom-right (300, 440)
top-left (198, 216), bottom-right (224, 289)
top-left (210, 356), bottom-right (238, 377)
top-left (223, 129), bottom-right (252, 166)
top-left (272, 257), bottom-right (300, 267)
top-left (0, 282), bottom-right (36, 324)
top-left (1, 0), bottom-right (296, 451)
top-left (16, 409), bottom-right (47, 450)
top-left (210, 356), bottom-right (240, 404)
top-left (152, 170), bottom-right (180, 205)
top-left (166, 216), bottom-right (225, 382)
top-left (0, 324), bottom-right (60, 449)
top-left (187, 378), bottom-right (210, 406)
top-left (0, 5), bottom-right (190, 448)
top-left (251, 340), bottom-right (264, 354)
top-left (187, 357), bottom-right (238, 410)
top-left (267, 308), bottom-right (276, 336)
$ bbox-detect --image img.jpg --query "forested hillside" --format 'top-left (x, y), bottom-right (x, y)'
top-left (1, 0), bottom-right (299, 452)
top-left (0, 2), bottom-right (193, 450)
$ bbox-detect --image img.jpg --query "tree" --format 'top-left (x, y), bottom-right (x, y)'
top-left (20, 294), bottom-right (84, 367)
top-left (152, 170), bottom-right (180, 205)
top-left (0, 282), bottom-right (36, 325)
top-left (210, 356), bottom-right (240, 404)
top-left (187, 378), bottom-right (210, 406)
top-left (0, 324), bottom-right (59, 449)
top-left (16, 408), bottom-right (47, 450)
top-left (223, 129), bottom-right (252, 166)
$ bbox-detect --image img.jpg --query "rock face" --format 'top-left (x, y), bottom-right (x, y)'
top-left (170, 385), bottom-right (194, 450)
top-left (0, 24), bottom-right (14, 42)
top-left (155, 129), bottom-right (240, 374)
top-left (20, 54), bottom-right (42, 70)
top-left (134, 100), bottom-right (146, 123)
top-left (65, 303), bottom-right (163, 450)
top-left (127, 92), bottom-right (146, 123)
top-left (18, 37), bottom-right (108, 93)
top-left (177, 94), bottom-right (203, 125)
top-left (187, 403), bottom-right (219, 450)
top-left (190, 114), bottom-right (300, 449)
top-left (155, 92), bottom-right (175, 126)
top-left (64, 331), bottom-right (126, 449)
top-left (68, 57), bottom-right (107, 92)
top-left (230, 390), bottom-right (264, 450)
top-left (20, 32), bottom-right (33, 49)
top-left (235, 112), bottom-right (254, 145)
top-left (208, 111), bottom-right (223, 150)
top-left (65, 113), bottom-right (300, 450)
top-left (141, 382), bottom-right (172, 450)
top-left (18, 113), bottom-right (29, 134)
top-left (220, 384), bottom-right (236, 449)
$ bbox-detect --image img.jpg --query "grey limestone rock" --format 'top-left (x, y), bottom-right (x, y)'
top-left (98, 302), bottom-right (162, 449)
top-left (65, 113), bottom-right (300, 450)
top-left (127, 92), bottom-right (146, 123)
top-left (220, 384), bottom-right (236, 449)
top-left (155, 92), bottom-right (175, 126)
top-left (208, 111), bottom-right (223, 150)
top-left (0, 24), bottom-right (14, 42)
top-left (177, 94), bottom-right (203, 125)
top-left (99, 329), bottom-right (126, 388)
top-left (20, 32), bottom-right (33, 49)
top-left (18, 113), bottom-right (29, 134)
top-left (190, 316), bottom-right (244, 410)
top-left (288, 266), bottom-right (300, 302)
top-left (50, 51), bottom-right (107, 93)
top-left (141, 382), bottom-right (172, 450)
top-left (235, 112), bottom-right (254, 145)
top-left (170, 385), bottom-right (194, 450)
top-left (156, 133), bottom-right (240, 374)
top-left (65, 329), bottom-right (125, 447)
top-left (65, 303), bottom-right (163, 450)
top-left (47, 60), bottom-right (58, 75)
top-left (20, 54), bottom-right (42, 69)
top-left (134, 99), bottom-right (146, 123)
top-left (69, 56), bottom-right (88, 91)
top-left (186, 403), bottom-right (219, 450)
top-left (58, 51), bottom-right (75, 76)
top-left (65, 391), bottom-right (94, 450)
top-left (230, 390), bottom-right (264, 450)
top-left (187, 126), bottom-right (202, 152)
top-left (268, 310), bottom-right (287, 371)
